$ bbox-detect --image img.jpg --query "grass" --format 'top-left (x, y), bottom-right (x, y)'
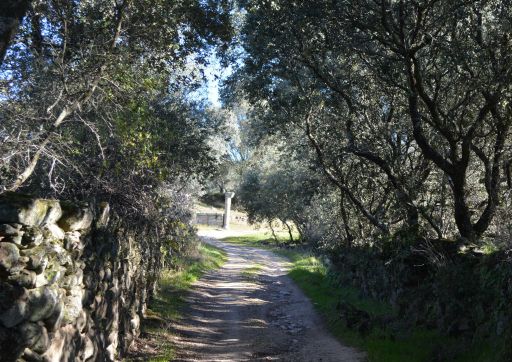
top-left (221, 231), bottom-right (295, 247)
top-left (221, 233), bottom-right (498, 362)
top-left (126, 243), bottom-right (227, 362)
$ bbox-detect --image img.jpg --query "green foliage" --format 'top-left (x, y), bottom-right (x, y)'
top-left (237, 135), bottom-right (322, 242)
top-left (230, 0), bottom-right (512, 243)
top-left (0, 0), bottom-right (233, 222)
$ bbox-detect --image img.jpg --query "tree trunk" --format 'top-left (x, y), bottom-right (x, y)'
top-left (268, 220), bottom-right (278, 244)
top-left (0, 0), bottom-right (32, 66)
top-left (283, 221), bottom-right (294, 244)
top-left (451, 173), bottom-right (475, 241)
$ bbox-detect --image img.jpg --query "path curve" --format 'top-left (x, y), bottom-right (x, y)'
top-left (171, 229), bottom-right (365, 362)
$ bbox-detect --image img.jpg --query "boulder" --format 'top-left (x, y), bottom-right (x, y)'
top-left (63, 232), bottom-right (82, 250)
top-left (0, 194), bottom-right (61, 227)
top-left (0, 224), bottom-right (24, 245)
top-left (0, 299), bottom-right (28, 328)
top-left (0, 242), bottom-right (20, 271)
top-left (45, 302), bottom-right (64, 332)
top-left (9, 269), bottom-right (37, 288)
top-left (19, 322), bottom-right (50, 353)
top-left (63, 290), bottom-right (83, 323)
top-left (27, 287), bottom-right (59, 322)
top-left (35, 274), bottom-right (49, 288)
top-left (58, 202), bottom-right (93, 232)
top-left (46, 223), bottom-right (65, 241)
top-left (22, 348), bottom-right (44, 362)
top-left (25, 247), bottom-right (49, 273)
top-left (0, 223), bottom-right (22, 236)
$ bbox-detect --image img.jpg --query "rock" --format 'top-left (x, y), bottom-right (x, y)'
top-left (62, 274), bottom-right (79, 290)
top-left (83, 335), bottom-right (95, 361)
top-left (63, 291), bottom-right (82, 323)
top-left (41, 326), bottom-right (71, 362)
top-left (0, 225), bottom-right (24, 245)
top-left (22, 228), bottom-right (44, 246)
top-left (46, 223), bottom-right (65, 241)
top-left (0, 194), bottom-right (60, 227)
top-left (0, 242), bottom-right (20, 271)
top-left (22, 348), bottom-right (44, 362)
top-left (75, 310), bottom-right (88, 333)
top-left (7, 234), bottom-right (23, 245)
top-left (19, 322), bottom-right (50, 353)
top-left (43, 264), bottom-right (64, 285)
top-left (25, 247), bottom-right (48, 273)
top-left (8, 261), bottom-right (27, 275)
top-left (0, 223), bottom-right (22, 236)
top-left (0, 281), bottom-right (25, 309)
top-left (58, 202), bottom-right (93, 232)
top-left (0, 195), bottom-right (152, 359)
top-left (64, 232), bottom-right (82, 250)
top-left (35, 274), bottom-right (49, 288)
top-left (9, 269), bottom-right (37, 288)
top-left (27, 287), bottom-right (59, 322)
top-left (41, 203), bottom-right (62, 226)
top-left (106, 342), bottom-right (117, 361)
top-left (104, 268), bottom-right (112, 282)
top-left (45, 302), bottom-right (64, 332)
top-left (0, 224), bottom-right (24, 244)
top-left (0, 300), bottom-right (28, 327)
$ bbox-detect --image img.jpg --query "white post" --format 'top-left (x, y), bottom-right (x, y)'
top-left (223, 192), bottom-right (235, 229)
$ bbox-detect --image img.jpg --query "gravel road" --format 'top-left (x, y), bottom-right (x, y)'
top-left (170, 229), bottom-right (365, 362)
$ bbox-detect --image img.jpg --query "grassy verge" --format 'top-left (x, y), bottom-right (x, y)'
top-left (221, 234), bottom-right (496, 362)
top-left (221, 232), bottom-right (293, 247)
top-left (126, 243), bottom-right (227, 362)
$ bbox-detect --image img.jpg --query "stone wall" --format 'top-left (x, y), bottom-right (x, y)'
top-left (195, 213), bottom-right (224, 227)
top-left (0, 193), bottom-right (161, 361)
top-left (329, 242), bottom-right (512, 358)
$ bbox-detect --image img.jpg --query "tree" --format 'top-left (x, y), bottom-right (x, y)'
top-left (229, 0), bottom-right (512, 243)
top-left (1, 0), bottom-right (233, 194)
top-left (238, 133), bottom-right (321, 243)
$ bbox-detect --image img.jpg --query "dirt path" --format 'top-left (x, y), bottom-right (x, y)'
top-left (170, 229), bottom-right (365, 362)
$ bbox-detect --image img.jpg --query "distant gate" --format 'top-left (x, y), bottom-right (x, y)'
top-left (195, 213), bottom-right (224, 226)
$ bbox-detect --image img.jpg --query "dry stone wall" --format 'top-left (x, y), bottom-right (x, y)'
top-left (0, 193), bottom-right (160, 361)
